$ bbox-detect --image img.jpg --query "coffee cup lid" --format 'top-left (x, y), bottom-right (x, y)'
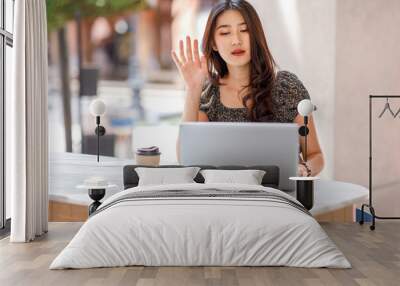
top-left (136, 151), bottom-right (161, 156)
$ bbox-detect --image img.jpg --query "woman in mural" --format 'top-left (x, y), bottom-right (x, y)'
top-left (172, 0), bottom-right (324, 176)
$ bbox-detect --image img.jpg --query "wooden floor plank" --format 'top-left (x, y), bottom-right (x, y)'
top-left (1, 222), bottom-right (400, 286)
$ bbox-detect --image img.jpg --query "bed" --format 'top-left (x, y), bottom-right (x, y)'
top-left (49, 165), bottom-right (351, 269)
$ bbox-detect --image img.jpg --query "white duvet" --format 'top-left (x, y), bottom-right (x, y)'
top-left (50, 183), bottom-right (351, 269)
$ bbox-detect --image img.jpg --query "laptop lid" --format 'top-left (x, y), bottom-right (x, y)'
top-left (179, 122), bottom-right (299, 191)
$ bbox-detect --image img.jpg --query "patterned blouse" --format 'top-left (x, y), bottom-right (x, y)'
top-left (199, 70), bottom-right (310, 122)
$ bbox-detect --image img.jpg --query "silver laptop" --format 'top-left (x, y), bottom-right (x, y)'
top-left (179, 122), bottom-right (299, 191)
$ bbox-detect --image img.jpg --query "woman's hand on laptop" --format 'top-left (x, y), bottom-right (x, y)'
top-left (172, 36), bottom-right (208, 92)
top-left (297, 163), bottom-right (310, 177)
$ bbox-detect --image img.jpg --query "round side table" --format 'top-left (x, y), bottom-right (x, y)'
top-left (289, 177), bottom-right (319, 210)
top-left (77, 184), bottom-right (117, 215)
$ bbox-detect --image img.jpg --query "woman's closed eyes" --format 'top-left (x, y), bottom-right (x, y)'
top-left (220, 30), bottom-right (248, 36)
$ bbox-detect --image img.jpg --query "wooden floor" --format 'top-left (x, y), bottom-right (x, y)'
top-left (0, 222), bottom-right (399, 286)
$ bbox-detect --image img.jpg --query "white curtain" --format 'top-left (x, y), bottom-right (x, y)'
top-left (8, 0), bottom-right (48, 242)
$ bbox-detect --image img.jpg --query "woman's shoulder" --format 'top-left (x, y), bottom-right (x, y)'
top-left (274, 70), bottom-right (310, 100)
top-left (276, 70), bottom-right (302, 85)
top-left (271, 71), bottom-right (310, 122)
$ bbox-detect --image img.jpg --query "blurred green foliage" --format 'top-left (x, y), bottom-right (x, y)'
top-left (46, 0), bottom-right (148, 30)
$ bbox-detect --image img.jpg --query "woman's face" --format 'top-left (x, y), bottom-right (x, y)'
top-left (213, 9), bottom-right (251, 68)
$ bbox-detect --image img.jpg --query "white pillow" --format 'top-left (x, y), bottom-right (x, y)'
top-left (200, 169), bottom-right (266, 185)
top-left (135, 167), bottom-right (201, 186)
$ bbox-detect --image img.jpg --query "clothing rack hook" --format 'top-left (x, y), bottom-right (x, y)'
top-left (378, 97), bottom-right (396, 118)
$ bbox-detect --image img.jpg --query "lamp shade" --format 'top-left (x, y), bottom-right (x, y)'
top-left (90, 99), bottom-right (106, 116)
top-left (297, 99), bottom-right (316, 116)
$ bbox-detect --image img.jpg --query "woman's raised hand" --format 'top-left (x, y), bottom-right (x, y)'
top-left (172, 36), bottom-right (208, 91)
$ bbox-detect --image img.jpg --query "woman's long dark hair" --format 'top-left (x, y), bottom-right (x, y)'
top-left (202, 0), bottom-right (276, 121)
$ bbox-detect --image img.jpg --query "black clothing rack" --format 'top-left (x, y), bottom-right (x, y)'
top-left (360, 95), bottom-right (400, 230)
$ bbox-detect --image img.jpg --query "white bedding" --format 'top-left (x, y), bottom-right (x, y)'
top-left (50, 183), bottom-right (351, 269)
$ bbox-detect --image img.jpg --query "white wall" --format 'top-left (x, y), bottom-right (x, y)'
top-left (249, 0), bottom-right (336, 179)
top-left (251, 0), bottom-right (400, 215)
top-left (335, 0), bottom-right (400, 216)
